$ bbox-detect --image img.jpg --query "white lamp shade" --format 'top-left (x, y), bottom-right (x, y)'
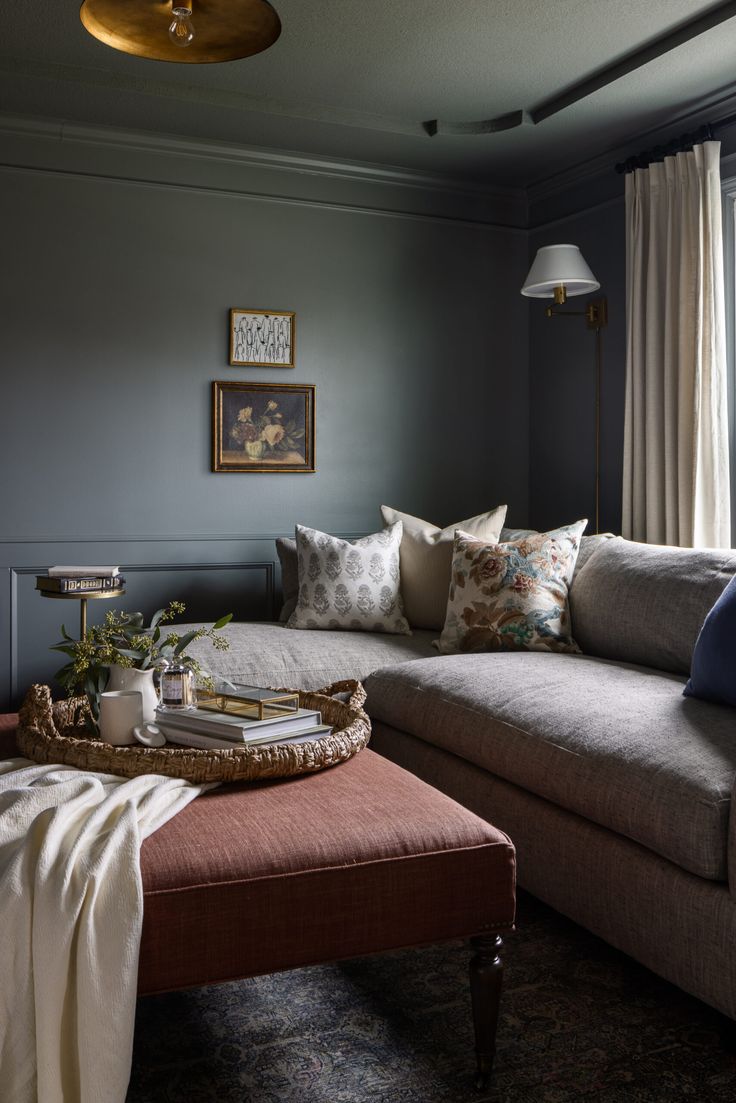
top-left (521, 244), bottom-right (600, 299)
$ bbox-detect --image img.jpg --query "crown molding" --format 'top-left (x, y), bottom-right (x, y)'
top-left (527, 82), bottom-right (736, 211)
top-left (0, 111), bottom-right (522, 210)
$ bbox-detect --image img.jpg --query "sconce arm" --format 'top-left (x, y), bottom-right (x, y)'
top-left (545, 297), bottom-right (608, 329)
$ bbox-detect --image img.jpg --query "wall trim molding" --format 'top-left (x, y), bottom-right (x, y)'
top-left (11, 560), bottom-right (275, 577)
top-left (9, 569), bottom-right (19, 706)
top-left (527, 85), bottom-right (736, 208)
top-left (0, 161), bottom-right (527, 234)
top-left (1, 531), bottom-right (368, 545)
top-left (0, 112), bottom-right (519, 203)
top-left (6, 82), bottom-right (736, 226)
top-left (8, 560), bottom-right (274, 705)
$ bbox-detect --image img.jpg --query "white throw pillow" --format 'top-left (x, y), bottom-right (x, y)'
top-left (380, 504), bottom-right (508, 630)
top-left (286, 522), bottom-right (411, 635)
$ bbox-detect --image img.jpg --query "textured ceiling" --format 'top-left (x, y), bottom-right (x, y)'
top-left (3, 0), bottom-right (736, 186)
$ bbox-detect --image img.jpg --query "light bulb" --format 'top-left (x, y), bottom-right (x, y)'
top-left (168, 6), bottom-right (194, 47)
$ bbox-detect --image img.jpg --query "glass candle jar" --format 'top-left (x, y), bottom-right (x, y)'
top-left (159, 662), bottom-right (196, 710)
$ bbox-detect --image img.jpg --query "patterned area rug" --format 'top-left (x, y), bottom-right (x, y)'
top-left (127, 891), bottom-right (736, 1102)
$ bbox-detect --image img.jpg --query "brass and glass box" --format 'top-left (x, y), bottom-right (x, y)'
top-left (197, 682), bottom-right (299, 721)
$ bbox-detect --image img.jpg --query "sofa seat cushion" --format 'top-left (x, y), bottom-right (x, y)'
top-left (365, 654), bottom-right (736, 880)
top-left (184, 621), bottom-right (437, 691)
top-left (138, 749), bottom-right (516, 994)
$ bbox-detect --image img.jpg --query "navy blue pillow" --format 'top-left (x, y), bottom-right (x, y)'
top-left (684, 574), bottom-right (736, 707)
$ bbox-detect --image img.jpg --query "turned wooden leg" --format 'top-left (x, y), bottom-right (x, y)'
top-left (469, 934), bottom-right (503, 1090)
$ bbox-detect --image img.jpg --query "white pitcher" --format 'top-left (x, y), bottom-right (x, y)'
top-left (106, 665), bottom-right (159, 723)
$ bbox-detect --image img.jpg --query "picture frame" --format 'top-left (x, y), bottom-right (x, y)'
top-left (229, 309), bottom-right (295, 367)
top-left (212, 381), bottom-right (315, 474)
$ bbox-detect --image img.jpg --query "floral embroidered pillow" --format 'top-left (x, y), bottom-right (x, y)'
top-left (437, 521), bottom-right (587, 654)
top-left (286, 522), bottom-right (411, 635)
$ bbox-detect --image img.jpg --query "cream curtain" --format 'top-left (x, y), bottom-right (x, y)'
top-left (622, 140), bottom-right (731, 547)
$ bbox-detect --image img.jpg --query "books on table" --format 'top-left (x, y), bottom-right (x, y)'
top-left (48, 566), bottom-right (120, 577)
top-left (159, 723), bottom-right (333, 750)
top-left (154, 704), bottom-right (331, 748)
top-left (37, 575), bottom-right (126, 594)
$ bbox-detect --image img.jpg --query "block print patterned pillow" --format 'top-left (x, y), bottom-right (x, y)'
top-left (437, 521), bottom-right (587, 654)
top-left (286, 522), bottom-right (411, 635)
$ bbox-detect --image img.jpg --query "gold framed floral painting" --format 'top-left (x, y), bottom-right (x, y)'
top-left (212, 381), bottom-right (315, 473)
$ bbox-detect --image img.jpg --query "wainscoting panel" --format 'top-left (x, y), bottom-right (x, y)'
top-left (1, 535), bottom-right (284, 711)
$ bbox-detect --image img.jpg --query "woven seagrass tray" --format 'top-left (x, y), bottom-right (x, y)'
top-left (16, 680), bottom-right (370, 784)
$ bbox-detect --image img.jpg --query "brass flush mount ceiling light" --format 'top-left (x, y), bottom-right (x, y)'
top-left (80, 0), bottom-right (281, 64)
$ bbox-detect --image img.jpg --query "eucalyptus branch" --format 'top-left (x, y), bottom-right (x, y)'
top-left (51, 601), bottom-right (232, 730)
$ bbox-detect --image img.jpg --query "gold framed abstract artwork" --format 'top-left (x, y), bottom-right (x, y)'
top-left (229, 309), bottom-right (295, 367)
top-left (212, 381), bottom-right (315, 473)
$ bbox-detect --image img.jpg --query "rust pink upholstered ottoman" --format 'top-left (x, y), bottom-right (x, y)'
top-left (1, 723), bottom-right (516, 1086)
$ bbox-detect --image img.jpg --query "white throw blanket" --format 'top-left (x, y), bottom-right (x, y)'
top-left (0, 757), bottom-right (209, 1103)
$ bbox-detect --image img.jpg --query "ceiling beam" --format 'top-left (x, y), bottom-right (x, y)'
top-left (425, 0), bottom-right (736, 137)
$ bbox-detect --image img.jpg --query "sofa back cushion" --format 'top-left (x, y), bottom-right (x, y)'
top-left (573, 533), bottom-right (614, 575)
top-left (275, 537), bottom-right (299, 622)
top-left (570, 537), bottom-right (736, 674)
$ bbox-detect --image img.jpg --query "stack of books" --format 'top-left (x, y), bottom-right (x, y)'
top-left (155, 704), bottom-right (332, 749)
top-left (36, 566), bottom-right (125, 595)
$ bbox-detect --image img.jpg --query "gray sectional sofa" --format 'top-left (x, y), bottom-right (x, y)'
top-left (187, 533), bottom-right (736, 1020)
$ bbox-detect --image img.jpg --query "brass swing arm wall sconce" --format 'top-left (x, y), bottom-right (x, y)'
top-left (521, 246), bottom-right (608, 535)
top-left (545, 298), bottom-right (608, 328)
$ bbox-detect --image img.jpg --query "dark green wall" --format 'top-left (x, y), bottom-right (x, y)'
top-left (0, 120), bottom-right (530, 707)
top-left (528, 193), bottom-right (627, 536)
top-left (528, 132), bottom-right (736, 540)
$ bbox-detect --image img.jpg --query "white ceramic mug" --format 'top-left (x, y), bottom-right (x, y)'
top-left (99, 690), bottom-right (143, 746)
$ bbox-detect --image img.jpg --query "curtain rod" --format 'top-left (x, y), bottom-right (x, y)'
top-left (614, 114), bottom-right (736, 174)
